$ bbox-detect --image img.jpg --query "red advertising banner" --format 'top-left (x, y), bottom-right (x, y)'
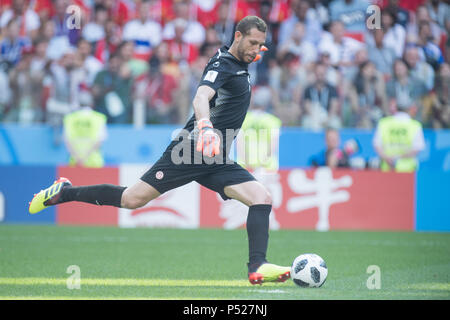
top-left (200, 168), bottom-right (415, 231)
top-left (56, 166), bottom-right (119, 225)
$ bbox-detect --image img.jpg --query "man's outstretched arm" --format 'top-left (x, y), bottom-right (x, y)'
top-left (193, 85), bottom-right (220, 157)
top-left (193, 85), bottom-right (216, 121)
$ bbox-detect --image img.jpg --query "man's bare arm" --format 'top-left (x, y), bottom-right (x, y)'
top-left (193, 85), bottom-right (216, 121)
top-left (192, 85), bottom-right (221, 157)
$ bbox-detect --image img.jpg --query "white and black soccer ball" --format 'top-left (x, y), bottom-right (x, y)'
top-left (291, 253), bottom-right (328, 288)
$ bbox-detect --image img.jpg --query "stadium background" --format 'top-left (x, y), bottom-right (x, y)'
top-left (0, 0), bottom-right (449, 232)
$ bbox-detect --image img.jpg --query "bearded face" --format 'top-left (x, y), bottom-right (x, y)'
top-left (234, 28), bottom-right (266, 64)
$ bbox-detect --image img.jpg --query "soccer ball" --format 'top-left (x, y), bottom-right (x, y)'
top-left (291, 253), bottom-right (328, 288)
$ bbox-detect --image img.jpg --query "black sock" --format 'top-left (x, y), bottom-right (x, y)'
top-left (247, 204), bottom-right (271, 271)
top-left (59, 184), bottom-right (126, 208)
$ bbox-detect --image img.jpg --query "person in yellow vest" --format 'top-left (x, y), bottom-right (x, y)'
top-left (372, 101), bottom-right (425, 172)
top-left (236, 86), bottom-right (282, 172)
top-left (63, 105), bottom-right (107, 168)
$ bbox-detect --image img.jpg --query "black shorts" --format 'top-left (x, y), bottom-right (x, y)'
top-left (140, 152), bottom-right (256, 200)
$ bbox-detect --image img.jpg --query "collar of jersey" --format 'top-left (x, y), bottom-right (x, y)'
top-left (219, 45), bottom-right (249, 67)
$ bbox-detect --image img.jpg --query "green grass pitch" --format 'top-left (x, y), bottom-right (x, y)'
top-left (0, 225), bottom-right (449, 300)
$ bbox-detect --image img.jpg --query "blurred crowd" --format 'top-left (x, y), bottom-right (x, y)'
top-left (0, 0), bottom-right (449, 130)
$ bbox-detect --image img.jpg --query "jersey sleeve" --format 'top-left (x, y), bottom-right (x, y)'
top-left (198, 59), bottom-right (232, 92)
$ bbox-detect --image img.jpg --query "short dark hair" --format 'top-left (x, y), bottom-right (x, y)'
top-left (314, 61), bottom-right (327, 71)
top-left (235, 16), bottom-right (267, 36)
top-left (94, 3), bottom-right (107, 13)
top-left (381, 8), bottom-right (397, 25)
top-left (325, 126), bottom-right (339, 135)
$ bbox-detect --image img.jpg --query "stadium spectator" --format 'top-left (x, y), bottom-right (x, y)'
top-left (446, 19), bottom-right (450, 63)
top-left (343, 46), bottom-right (369, 81)
top-left (6, 47), bottom-right (44, 123)
top-left (0, 19), bottom-right (31, 67)
top-left (82, 3), bottom-right (108, 44)
top-left (0, 61), bottom-right (12, 120)
top-left (425, 62), bottom-right (450, 129)
top-left (386, 59), bottom-right (428, 122)
top-left (383, 0), bottom-right (410, 28)
top-left (63, 104), bottom-right (108, 168)
top-left (42, 19), bottom-right (71, 61)
top-left (0, 0), bottom-right (40, 40)
top-left (277, 21), bottom-right (317, 69)
top-left (250, 0), bottom-right (276, 86)
top-left (31, 0), bottom-right (54, 25)
top-left (425, 0), bottom-right (450, 30)
top-left (404, 45), bottom-right (435, 91)
top-left (91, 52), bottom-right (133, 124)
top-left (380, 8), bottom-right (406, 58)
top-left (192, 0), bottom-right (220, 28)
top-left (44, 48), bottom-right (84, 132)
top-left (328, 0), bottom-right (370, 34)
top-left (117, 41), bottom-right (149, 79)
top-left (93, 19), bottom-right (121, 64)
top-left (317, 51), bottom-right (340, 87)
top-left (162, 1), bottom-right (206, 47)
top-left (122, 0), bottom-right (163, 62)
top-left (187, 53), bottom-right (208, 105)
top-left (213, 0), bottom-right (237, 46)
top-left (76, 38), bottom-right (103, 87)
top-left (309, 0), bottom-right (330, 29)
top-left (165, 18), bottom-right (199, 67)
top-left (270, 52), bottom-right (307, 126)
top-left (266, 0), bottom-right (290, 25)
top-left (367, 28), bottom-right (396, 79)
top-left (0, 0), bottom-right (447, 132)
top-left (227, 0), bottom-right (252, 23)
top-left (349, 60), bottom-right (388, 128)
top-left (200, 27), bottom-right (223, 58)
top-left (406, 5), bottom-right (444, 46)
top-left (373, 100), bottom-right (425, 172)
top-left (102, 0), bottom-right (136, 28)
top-left (310, 127), bottom-right (353, 168)
top-left (51, 0), bottom-right (81, 46)
top-left (416, 20), bottom-right (445, 71)
top-left (29, 38), bottom-right (50, 117)
top-left (317, 20), bottom-right (365, 68)
top-left (134, 42), bottom-right (183, 124)
top-left (278, 0), bottom-right (323, 47)
top-left (30, 37), bottom-right (50, 75)
top-left (387, 1), bottom-right (426, 17)
top-left (302, 62), bottom-right (340, 130)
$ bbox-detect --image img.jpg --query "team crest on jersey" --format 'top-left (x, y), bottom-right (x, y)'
top-left (155, 171), bottom-right (164, 180)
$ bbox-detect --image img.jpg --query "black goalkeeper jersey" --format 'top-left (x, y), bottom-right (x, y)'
top-left (164, 46), bottom-right (252, 164)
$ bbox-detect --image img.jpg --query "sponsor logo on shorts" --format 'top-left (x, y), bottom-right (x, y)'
top-left (156, 171), bottom-right (164, 180)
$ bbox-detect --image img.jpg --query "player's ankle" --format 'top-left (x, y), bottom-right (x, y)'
top-left (247, 259), bottom-right (267, 273)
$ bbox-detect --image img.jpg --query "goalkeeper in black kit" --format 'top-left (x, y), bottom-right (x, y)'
top-left (29, 16), bottom-right (291, 285)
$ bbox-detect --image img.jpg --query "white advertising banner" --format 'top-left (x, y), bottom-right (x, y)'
top-left (118, 164), bottom-right (200, 228)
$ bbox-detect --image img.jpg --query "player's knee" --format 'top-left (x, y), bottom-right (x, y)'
top-left (251, 189), bottom-right (273, 206)
top-left (121, 189), bottom-right (147, 209)
top-left (262, 191), bottom-right (273, 206)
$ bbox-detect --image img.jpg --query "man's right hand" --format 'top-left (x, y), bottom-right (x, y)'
top-left (196, 119), bottom-right (220, 158)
